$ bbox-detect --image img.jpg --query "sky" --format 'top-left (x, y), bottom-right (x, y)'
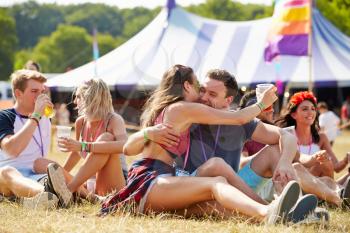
top-left (0, 0), bottom-right (273, 8)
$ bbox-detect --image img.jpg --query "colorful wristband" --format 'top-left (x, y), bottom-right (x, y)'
top-left (256, 102), bottom-right (266, 111)
top-left (81, 141), bottom-right (87, 152)
top-left (143, 129), bottom-right (149, 143)
top-left (31, 112), bottom-right (42, 120)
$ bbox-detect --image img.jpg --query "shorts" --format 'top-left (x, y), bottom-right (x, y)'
top-left (238, 161), bottom-right (269, 192)
top-left (100, 158), bottom-right (175, 215)
top-left (17, 168), bottom-right (47, 182)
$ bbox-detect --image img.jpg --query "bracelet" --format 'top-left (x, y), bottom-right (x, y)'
top-left (256, 102), bottom-right (266, 111)
top-left (31, 112), bottom-right (42, 120)
top-left (143, 129), bottom-right (150, 143)
top-left (29, 117), bottom-right (39, 126)
top-left (81, 141), bottom-right (87, 152)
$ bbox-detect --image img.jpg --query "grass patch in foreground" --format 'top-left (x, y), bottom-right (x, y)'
top-left (1, 200), bottom-right (350, 233)
top-left (1, 131), bottom-right (349, 232)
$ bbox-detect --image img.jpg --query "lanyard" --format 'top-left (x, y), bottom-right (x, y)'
top-left (198, 125), bottom-right (221, 162)
top-left (15, 111), bottom-right (44, 157)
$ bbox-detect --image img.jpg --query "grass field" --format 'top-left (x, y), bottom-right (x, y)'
top-left (1, 130), bottom-right (349, 233)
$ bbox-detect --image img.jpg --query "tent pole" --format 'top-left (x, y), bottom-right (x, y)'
top-left (308, 0), bottom-right (313, 92)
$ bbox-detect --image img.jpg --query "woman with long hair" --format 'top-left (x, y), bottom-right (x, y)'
top-left (57, 79), bottom-right (127, 196)
top-left (100, 64), bottom-right (305, 223)
top-left (275, 91), bottom-right (349, 179)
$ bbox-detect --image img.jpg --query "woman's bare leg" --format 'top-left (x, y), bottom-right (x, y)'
top-left (67, 133), bottom-right (125, 195)
top-left (145, 176), bottom-right (268, 221)
top-left (196, 157), bottom-right (267, 204)
top-left (293, 163), bottom-right (341, 205)
top-left (308, 160), bottom-right (334, 178)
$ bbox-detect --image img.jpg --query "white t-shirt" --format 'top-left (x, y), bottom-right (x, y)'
top-left (0, 108), bottom-right (51, 169)
top-left (319, 111), bottom-right (340, 141)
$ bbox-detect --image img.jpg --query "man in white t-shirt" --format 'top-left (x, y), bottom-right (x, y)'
top-left (0, 70), bottom-right (61, 209)
top-left (318, 102), bottom-right (340, 146)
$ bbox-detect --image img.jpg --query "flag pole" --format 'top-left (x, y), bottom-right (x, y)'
top-left (92, 27), bottom-right (99, 78)
top-left (308, 0), bottom-right (313, 92)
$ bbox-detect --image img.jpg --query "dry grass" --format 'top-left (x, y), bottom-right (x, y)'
top-left (1, 130), bottom-right (350, 233)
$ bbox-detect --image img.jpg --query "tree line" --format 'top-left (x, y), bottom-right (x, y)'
top-left (0, 0), bottom-right (349, 81)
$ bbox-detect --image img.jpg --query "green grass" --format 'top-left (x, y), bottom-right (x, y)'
top-left (1, 131), bottom-right (350, 233)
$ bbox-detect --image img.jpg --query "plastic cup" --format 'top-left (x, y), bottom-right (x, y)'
top-left (87, 178), bottom-right (96, 193)
top-left (56, 125), bottom-right (72, 138)
top-left (256, 83), bottom-right (273, 102)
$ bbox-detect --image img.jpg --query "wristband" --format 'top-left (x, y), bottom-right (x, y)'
top-left (81, 141), bottom-right (87, 152)
top-left (31, 112), bottom-right (42, 120)
top-left (29, 117), bottom-right (39, 126)
top-left (256, 102), bottom-right (266, 111)
top-left (143, 129), bottom-right (150, 143)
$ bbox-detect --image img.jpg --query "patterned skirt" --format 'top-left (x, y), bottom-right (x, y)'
top-left (100, 158), bottom-right (175, 215)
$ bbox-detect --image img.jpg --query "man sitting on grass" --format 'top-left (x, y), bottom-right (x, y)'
top-left (0, 70), bottom-right (68, 209)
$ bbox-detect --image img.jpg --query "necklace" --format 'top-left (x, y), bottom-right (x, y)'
top-left (296, 136), bottom-right (313, 155)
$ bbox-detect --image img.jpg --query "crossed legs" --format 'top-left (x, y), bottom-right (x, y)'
top-left (67, 132), bottom-right (126, 196)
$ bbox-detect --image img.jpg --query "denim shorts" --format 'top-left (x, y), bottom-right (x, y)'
top-left (17, 168), bottom-right (47, 182)
top-left (237, 161), bottom-right (269, 192)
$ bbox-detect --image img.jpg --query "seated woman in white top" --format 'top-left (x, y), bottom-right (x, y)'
top-left (276, 92), bottom-right (349, 180)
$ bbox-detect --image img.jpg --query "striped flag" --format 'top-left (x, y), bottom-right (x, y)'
top-left (264, 0), bottom-right (312, 62)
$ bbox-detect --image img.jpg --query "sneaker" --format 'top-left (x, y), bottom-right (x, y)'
top-left (47, 163), bottom-right (72, 208)
top-left (39, 176), bottom-right (55, 194)
top-left (266, 180), bottom-right (300, 224)
top-left (314, 207), bottom-right (330, 222)
top-left (294, 207), bottom-right (330, 226)
top-left (286, 194), bottom-right (318, 223)
top-left (340, 176), bottom-right (350, 209)
top-left (21, 191), bottom-right (58, 210)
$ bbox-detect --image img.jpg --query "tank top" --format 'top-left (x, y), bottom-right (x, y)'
top-left (154, 108), bottom-right (190, 158)
top-left (80, 115), bottom-right (112, 158)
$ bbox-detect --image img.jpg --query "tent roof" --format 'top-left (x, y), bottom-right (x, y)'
top-left (47, 4), bottom-right (350, 89)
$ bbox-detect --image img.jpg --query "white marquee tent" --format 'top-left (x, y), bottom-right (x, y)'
top-left (47, 0), bottom-right (350, 89)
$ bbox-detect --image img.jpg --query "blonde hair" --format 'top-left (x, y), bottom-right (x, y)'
top-left (140, 64), bottom-right (194, 128)
top-left (11, 69), bottom-right (47, 98)
top-left (74, 79), bottom-right (114, 120)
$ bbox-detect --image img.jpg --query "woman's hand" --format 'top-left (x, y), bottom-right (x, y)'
top-left (57, 137), bottom-right (81, 152)
top-left (146, 123), bottom-right (180, 147)
top-left (312, 150), bottom-right (330, 163)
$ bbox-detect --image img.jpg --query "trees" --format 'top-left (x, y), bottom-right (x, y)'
top-left (0, 9), bottom-right (17, 81)
top-left (186, 0), bottom-right (272, 21)
top-left (317, 0), bottom-right (350, 36)
top-left (65, 4), bottom-right (124, 37)
top-left (32, 25), bottom-right (91, 73)
top-left (10, 1), bottom-right (64, 48)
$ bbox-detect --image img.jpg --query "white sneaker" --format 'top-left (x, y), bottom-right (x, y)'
top-left (266, 181), bottom-right (300, 224)
top-left (22, 192), bottom-right (58, 210)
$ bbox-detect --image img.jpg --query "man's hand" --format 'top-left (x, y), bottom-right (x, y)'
top-left (34, 94), bottom-right (53, 116)
top-left (146, 123), bottom-right (180, 147)
top-left (272, 163), bottom-right (296, 194)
